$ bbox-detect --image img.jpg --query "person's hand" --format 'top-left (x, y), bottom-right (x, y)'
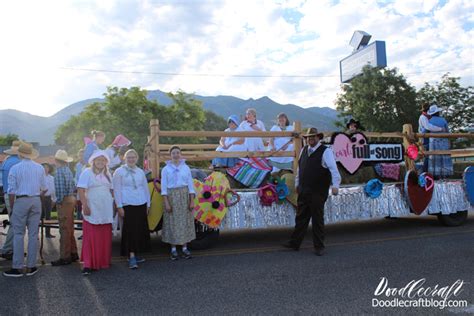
top-left (147, 207), bottom-right (150, 215)
top-left (118, 207), bottom-right (125, 218)
top-left (189, 200), bottom-right (195, 212)
top-left (165, 202), bottom-right (172, 213)
top-left (331, 187), bottom-right (339, 196)
top-left (83, 204), bottom-right (91, 216)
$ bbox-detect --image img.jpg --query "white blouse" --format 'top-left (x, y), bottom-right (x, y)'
top-left (239, 119), bottom-right (266, 151)
top-left (160, 160), bottom-right (196, 196)
top-left (216, 127), bottom-right (246, 152)
top-left (44, 174), bottom-right (57, 202)
top-left (112, 165), bottom-right (150, 208)
top-left (105, 147), bottom-right (122, 169)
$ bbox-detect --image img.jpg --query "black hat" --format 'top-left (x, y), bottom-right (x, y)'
top-left (346, 118), bottom-right (364, 130)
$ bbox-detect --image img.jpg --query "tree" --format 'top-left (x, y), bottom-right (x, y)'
top-left (0, 133), bottom-right (19, 146)
top-left (335, 66), bottom-right (418, 132)
top-left (417, 74), bottom-right (473, 133)
top-left (55, 87), bottom-right (227, 159)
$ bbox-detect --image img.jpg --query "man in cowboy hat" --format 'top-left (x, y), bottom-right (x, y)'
top-left (0, 140), bottom-right (22, 260)
top-left (283, 127), bottom-right (341, 256)
top-left (3, 142), bottom-right (46, 277)
top-left (51, 149), bottom-right (78, 266)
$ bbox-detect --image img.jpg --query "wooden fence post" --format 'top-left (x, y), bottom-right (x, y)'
top-left (293, 121), bottom-right (302, 173)
top-left (149, 119), bottom-right (160, 179)
top-left (402, 123), bottom-right (416, 172)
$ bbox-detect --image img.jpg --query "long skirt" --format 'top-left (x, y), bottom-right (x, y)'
top-left (120, 204), bottom-right (151, 256)
top-left (81, 220), bottom-right (112, 270)
top-left (428, 137), bottom-right (453, 178)
top-left (162, 187), bottom-right (196, 245)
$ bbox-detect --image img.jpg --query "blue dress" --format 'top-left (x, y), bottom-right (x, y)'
top-left (428, 116), bottom-right (453, 178)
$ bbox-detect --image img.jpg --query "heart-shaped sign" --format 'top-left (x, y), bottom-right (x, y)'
top-left (332, 132), bottom-right (367, 174)
top-left (463, 166), bottom-right (474, 205)
top-left (404, 170), bottom-right (435, 215)
top-left (192, 171), bottom-right (238, 228)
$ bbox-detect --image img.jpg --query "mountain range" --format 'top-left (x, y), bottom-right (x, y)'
top-left (0, 90), bottom-right (339, 145)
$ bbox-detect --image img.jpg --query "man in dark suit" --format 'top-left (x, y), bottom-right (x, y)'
top-left (284, 127), bottom-right (341, 256)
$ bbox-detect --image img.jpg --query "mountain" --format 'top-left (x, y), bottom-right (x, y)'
top-left (0, 92), bottom-right (338, 145)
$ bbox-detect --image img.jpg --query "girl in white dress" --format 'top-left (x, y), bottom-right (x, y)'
top-left (269, 113), bottom-right (294, 173)
top-left (239, 108), bottom-right (266, 151)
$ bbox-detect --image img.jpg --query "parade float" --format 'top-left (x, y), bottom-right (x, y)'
top-left (144, 119), bottom-right (474, 249)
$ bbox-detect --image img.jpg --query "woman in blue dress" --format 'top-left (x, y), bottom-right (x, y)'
top-left (427, 105), bottom-right (453, 178)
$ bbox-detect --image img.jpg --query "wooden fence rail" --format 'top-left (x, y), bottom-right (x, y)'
top-left (146, 119), bottom-right (473, 178)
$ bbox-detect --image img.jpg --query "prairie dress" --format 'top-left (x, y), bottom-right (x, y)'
top-left (428, 137), bottom-right (453, 178)
top-left (120, 203), bottom-right (151, 256)
top-left (162, 186), bottom-right (196, 245)
top-left (81, 220), bottom-right (112, 270)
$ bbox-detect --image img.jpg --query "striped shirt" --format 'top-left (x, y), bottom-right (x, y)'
top-left (7, 159), bottom-right (46, 196)
top-left (54, 165), bottom-right (76, 203)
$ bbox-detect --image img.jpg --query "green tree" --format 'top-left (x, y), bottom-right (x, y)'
top-left (54, 87), bottom-right (227, 159)
top-left (417, 74), bottom-right (473, 133)
top-left (335, 66), bottom-right (418, 132)
top-left (0, 133), bottom-right (19, 146)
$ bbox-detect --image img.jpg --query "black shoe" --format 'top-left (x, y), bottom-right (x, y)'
top-left (46, 234), bottom-right (55, 239)
top-left (181, 249), bottom-right (192, 259)
top-left (1, 252), bottom-right (13, 260)
top-left (51, 258), bottom-right (72, 266)
top-left (282, 241), bottom-right (299, 251)
top-left (82, 268), bottom-right (92, 276)
top-left (314, 248), bottom-right (325, 256)
top-left (26, 267), bottom-right (38, 276)
top-left (3, 268), bottom-right (23, 278)
top-left (170, 250), bottom-right (179, 261)
top-left (78, 235), bottom-right (83, 240)
top-left (70, 253), bottom-right (79, 262)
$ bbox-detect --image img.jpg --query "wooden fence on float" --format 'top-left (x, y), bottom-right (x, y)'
top-left (145, 119), bottom-right (474, 179)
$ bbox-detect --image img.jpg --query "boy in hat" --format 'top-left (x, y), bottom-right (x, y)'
top-left (3, 142), bottom-right (46, 277)
top-left (283, 127), bottom-right (341, 256)
top-left (51, 150), bottom-right (79, 266)
top-left (0, 140), bottom-right (21, 259)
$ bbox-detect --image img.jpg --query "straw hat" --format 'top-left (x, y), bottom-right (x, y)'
top-left (17, 142), bottom-right (39, 159)
top-left (302, 127), bottom-right (324, 139)
top-left (3, 140), bottom-right (22, 155)
top-left (54, 149), bottom-right (73, 163)
top-left (88, 150), bottom-right (110, 165)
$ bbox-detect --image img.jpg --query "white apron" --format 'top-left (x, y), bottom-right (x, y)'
top-left (84, 175), bottom-right (114, 225)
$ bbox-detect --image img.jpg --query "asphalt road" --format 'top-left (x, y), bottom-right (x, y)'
top-left (0, 213), bottom-right (473, 315)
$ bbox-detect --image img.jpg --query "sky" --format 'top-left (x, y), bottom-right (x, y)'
top-left (0, 0), bottom-right (472, 117)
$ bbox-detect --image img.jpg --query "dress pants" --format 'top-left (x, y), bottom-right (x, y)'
top-left (11, 196), bottom-right (41, 269)
top-left (290, 190), bottom-right (328, 249)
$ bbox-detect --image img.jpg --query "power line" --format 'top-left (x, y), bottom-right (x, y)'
top-left (59, 67), bottom-right (336, 78)
top-left (59, 66), bottom-right (471, 78)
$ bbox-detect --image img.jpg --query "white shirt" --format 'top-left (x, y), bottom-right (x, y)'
top-left (112, 165), bottom-right (150, 208)
top-left (44, 174), bottom-right (57, 202)
top-left (160, 160), bottom-right (196, 196)
top-left (418, 115), bottom-right (443, 133)
top-left (8, 159), bottom-right (46, 196)
top-left (216, 127), bottom-right (246, 152)
top-left (295, 142), bottom-right (342, 189)
top-left (239, 119), bottom-right (266, 151)
top-left (105, 147), bottom-right (122, 169)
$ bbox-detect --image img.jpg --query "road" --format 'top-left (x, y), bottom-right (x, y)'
top-left (0, 214), bottom-right (473, 315)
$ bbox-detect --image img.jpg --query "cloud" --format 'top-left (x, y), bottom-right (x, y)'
top-left (0, 0), bottom-right (472, 117)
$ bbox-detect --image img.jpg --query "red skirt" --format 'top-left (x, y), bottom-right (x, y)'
top-left (81, 220), bottom-right (112, 270)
